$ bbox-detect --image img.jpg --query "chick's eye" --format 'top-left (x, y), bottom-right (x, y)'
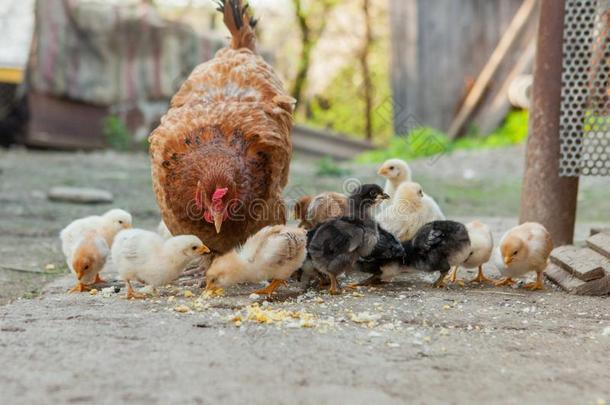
top-left (192, 246), bottom-right (197, 251)
top-left (389, 166), bottom-right (394, 170)
top-left (513, 250), bottom-right (519, 255)
top-left (118, 220), bottom-right (123, 224)
top-left (84, 265), bottom-right (89, 270)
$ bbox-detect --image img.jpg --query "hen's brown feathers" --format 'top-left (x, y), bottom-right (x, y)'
top-left (149, 6), bottom-right (294, 253)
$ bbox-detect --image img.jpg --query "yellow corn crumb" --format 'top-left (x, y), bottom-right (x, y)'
top-left (89, 289), bottom-right (98, 296)
top-left (174, 305), bottom-right (190, 313)
top-left (183, 290), bottom-right (194, 298)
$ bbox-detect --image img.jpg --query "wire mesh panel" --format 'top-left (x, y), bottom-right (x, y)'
top-left (559, 0), bottom-right (610, 176)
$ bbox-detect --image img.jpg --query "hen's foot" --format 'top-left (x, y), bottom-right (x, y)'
top-left (254, 279), bottom-right (287, 296)
top-left (493, 277), bottom-right (515, 287)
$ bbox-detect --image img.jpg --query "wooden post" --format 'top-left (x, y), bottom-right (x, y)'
top-left (520, 0), bottom-right (578, 246)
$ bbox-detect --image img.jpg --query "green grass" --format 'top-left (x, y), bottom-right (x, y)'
top-left (356, 110), bottom-right (529, 164)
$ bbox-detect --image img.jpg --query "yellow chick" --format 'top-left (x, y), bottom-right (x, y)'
top-left (446, 220), bottom-right (494, 284)
top-left (377, 158), bottom-right (445, 219)
top-left (67, 231), bottom-right (109, 293)
top-left (111, 229), bottom-right (210, 299)
top-left (205, 225), bottom-right (307, 296)
top-left (376, 182), bottom-right (440, 241)
top-left (493, 222), bottom-right (553, 290)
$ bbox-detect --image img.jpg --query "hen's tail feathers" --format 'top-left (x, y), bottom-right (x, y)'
top-left (214, 0), bottom-right (258, 52)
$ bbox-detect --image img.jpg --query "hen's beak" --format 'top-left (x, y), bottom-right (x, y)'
top-left (196, 245), bottom-right (211, 255)
top-left (377, 167), bottom-right (389, 176)
top-left (213, 212), bottom-right (223, 234)
top-left (504, 256), bottom-right (513, 265)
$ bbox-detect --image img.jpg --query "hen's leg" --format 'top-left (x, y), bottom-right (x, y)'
top-left (125, 280), bottom-right (146, 299)
top-left (471, 265), bottom-right (492, 284)
top-left (254, 279), bottom-right (287, 296)
top-left (523, 271), bottom-right (544, 290)
top-left (493, 277), bottom-right (515, 287)
top-left (328, 274), bottom-right (341, 295)
top-left (68, 282), bottom-right (90, 293)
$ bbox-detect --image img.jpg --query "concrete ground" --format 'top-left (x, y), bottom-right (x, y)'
top-left (0, 147), bottom-right (609, 404)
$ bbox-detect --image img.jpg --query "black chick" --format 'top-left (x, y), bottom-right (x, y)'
top-left (307, 184), bottom-right (389, 294)
top-left (401, 220), bottom-right (471, 288)
top-left (353, 225), bottom-right (405, 286)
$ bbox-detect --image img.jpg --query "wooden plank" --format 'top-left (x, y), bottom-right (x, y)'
top-left (550, 245), bottom-right (608, 281)
top-left (590, 227), bottom-right (610, 236)
top-left (587, 232), bottom-right (610, 259)
top-left (545, 264), bottom-right (610, 296)
top-left (447, 0), bottom-right (538, 139)
top-left (291, 125), bottom-right (373, 160)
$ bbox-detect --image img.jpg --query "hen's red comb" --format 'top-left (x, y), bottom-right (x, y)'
top-left (212, 187), bottom-right (229, 201)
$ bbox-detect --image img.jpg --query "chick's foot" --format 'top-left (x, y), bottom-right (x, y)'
top-left (523, 272), bottom-right (544, 291)
top-left (346, 274), bottom-right (382, 289)
top-left (328, 274), bottom-right (341, 295)
top-left (68, 283), bottom-right (90, 293)
top-left (444, 266), bottom-right (463, 284)
top-left (126, 282), bottom-right (146, 299)
top-left (254, 279), bottom-right (287, 296)
top-left (493, 277), bottom-right (515, 287)
top-left (433, 273), bottom-right (447, 288)
top-left (94, 274), bottom-right (105, 284)
top-left (471, 266), bottom-right (492, 284)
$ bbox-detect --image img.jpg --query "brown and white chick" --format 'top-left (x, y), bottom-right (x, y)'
top-left (67, 231), bottom-right (109, 293)
top-left (377, 158), bottom-right (445, 219)
top-left (306, 192), bottom-right (348, 228)
top-left (493, 222), bottom-right (553, 290)
top-left (293, 195), bottom-right (313, 229)
top-left (60, 209), bottom-right (132, 259)
top-left (376, 182), bottom-right (439, 242)
top-left (205, 225), bottom-right (307, 296)
top-left (60, 209), bottom-right (132, 287)
top-left (111, 229), bottom-right (210, 299)
top-left (446, 220), bottom-right (494, 284)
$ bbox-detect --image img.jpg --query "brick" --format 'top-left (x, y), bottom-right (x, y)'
top-left (545, 264), bottom-right (610, 296)
top-left (550, 245), bottom-right (608, 281)
top-left (587, 232), bottom-right (610, 259)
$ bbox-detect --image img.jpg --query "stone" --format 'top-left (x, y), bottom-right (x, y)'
top-left (47, 187), bottom-right (113, 204)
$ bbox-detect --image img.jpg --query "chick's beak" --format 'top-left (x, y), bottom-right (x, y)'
top-left (75, 270), bottom-right (84, 280)
top-left (375, 193), bottom-right (391, 204)
top-left (205, 279), bottom-right (217, 291)
top-left (123, 223), bottom-right (132, 229)
top-left (377, 167), bottom-right (389, 176)
top-left (213, 212), bottom-right (223, 234)
top-left (196, 245), bottom-right (211, 255)
top-left (504, 256), bottom-right (513, 265)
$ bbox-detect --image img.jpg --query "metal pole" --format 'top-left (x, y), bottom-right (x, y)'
top-left (520, 0), bottom-right (579, 246)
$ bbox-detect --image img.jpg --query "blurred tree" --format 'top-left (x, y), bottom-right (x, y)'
top-left (290, 0), bottom-right (339, 106)
top-left (359, 0), bottom-right (373, 141)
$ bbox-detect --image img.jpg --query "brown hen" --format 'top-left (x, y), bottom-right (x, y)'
top-left (149, 0), bottom-right (295, 253)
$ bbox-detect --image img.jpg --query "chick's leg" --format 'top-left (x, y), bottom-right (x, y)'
top-left (493, 277), bottom-right (515, 287)
top-left (444, 266), bottom-right (462, 284)
top-left (68, 283), bottom-right (90, 293)
top-left (523, 271), bottom-right (545, 291)
top-left (328, 274), bottom-right (341, 295)
top-left (125, 280), bottom-right (146, 299)
top-left (254, 279), bottom-right (287, 296)
top-left (433, 272), bottom-right (447, 288)
top-left (347, 274), bottom-right (382, 289)
top-left (94, 274), bottom-right (105, 284)
top-left (471, 265), bottom-right (492, 284)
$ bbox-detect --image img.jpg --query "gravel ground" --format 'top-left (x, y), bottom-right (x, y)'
top-left (0, 147), bottom-right (609, 404)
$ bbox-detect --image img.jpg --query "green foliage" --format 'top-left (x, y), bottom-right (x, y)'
top-left (356, 110), bottom-right (529, 164)
top-left (103, 116), bottom-right (132, 151)
top-left (315, 156), bottom-right (351, 177)
top-left (301, 34), bottom-right (394, 142)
